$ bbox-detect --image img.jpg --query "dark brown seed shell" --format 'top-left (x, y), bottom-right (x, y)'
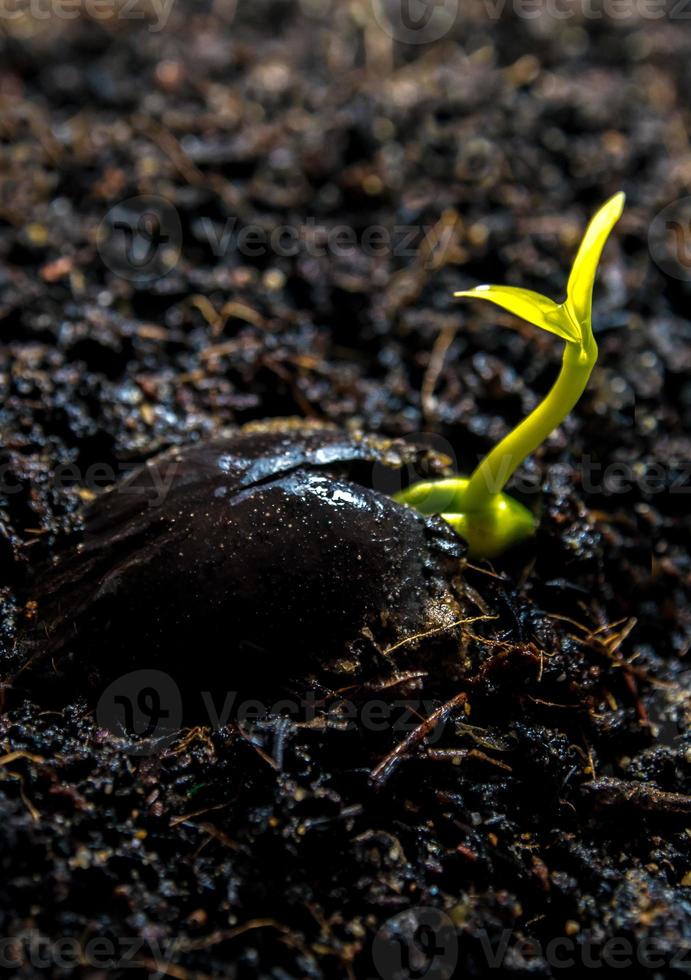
top-left (16, 421), bottom-right (467, 702)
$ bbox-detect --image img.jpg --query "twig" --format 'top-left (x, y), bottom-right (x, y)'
top-left (370, 691), bottom-right (468, 786)
top-left (421, 322), bottom-right (457, 422)
top-left (382, 615), bottom-right (495, 656)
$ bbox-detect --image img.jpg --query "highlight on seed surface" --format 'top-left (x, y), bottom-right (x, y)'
top-left (395, 192), bottom-right (626, 559)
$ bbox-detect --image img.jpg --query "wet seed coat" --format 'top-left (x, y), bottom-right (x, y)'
top-left (18, 421), bottom-right (467, 701)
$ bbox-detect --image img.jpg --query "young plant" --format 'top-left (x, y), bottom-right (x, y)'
top-left (395, 192), bottom-right (625, 559)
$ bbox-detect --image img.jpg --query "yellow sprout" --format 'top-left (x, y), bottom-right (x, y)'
top-left (395, 192), bottom-right (625, 559)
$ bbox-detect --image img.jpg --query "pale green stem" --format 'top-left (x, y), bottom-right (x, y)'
top-left (461, 338), bottom-right (598, 511)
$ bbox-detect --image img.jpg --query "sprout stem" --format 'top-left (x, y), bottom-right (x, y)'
top-left (462, 339), bottom-right (598, 510)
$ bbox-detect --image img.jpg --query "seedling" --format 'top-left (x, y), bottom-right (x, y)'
top-left (395, 192), bottom-right (625, 559)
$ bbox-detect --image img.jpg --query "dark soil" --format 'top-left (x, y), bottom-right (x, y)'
top-left (1, 2), bottom-right (690, 977)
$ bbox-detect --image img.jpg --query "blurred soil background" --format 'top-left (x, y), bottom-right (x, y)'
top-left (0, 1), bottom-right (690, 977)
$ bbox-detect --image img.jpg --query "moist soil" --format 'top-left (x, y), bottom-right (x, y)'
top-left (1, 3), bottom-right (690, 978)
